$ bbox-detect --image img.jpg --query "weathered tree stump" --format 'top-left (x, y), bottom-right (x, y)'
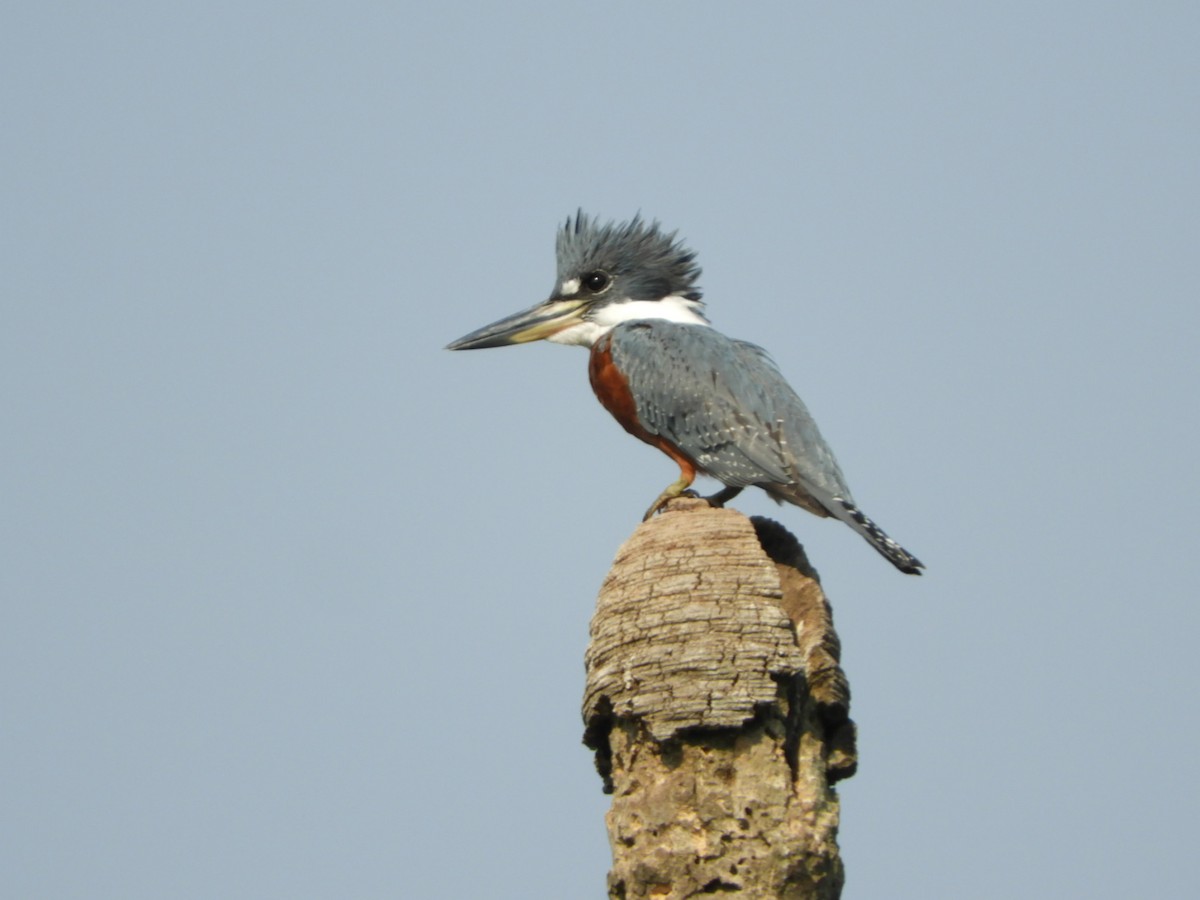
top-left (583, 498), bottom-right (856, 899)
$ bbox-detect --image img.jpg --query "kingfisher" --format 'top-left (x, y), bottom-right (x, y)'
top-left (447, 212), bottom-right (923, 574)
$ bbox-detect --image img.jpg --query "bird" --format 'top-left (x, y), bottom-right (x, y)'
top-left (446, 212), bottom-right (924, 574)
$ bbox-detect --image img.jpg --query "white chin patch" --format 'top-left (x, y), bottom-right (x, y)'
top-left (547, 295), bottom-right (710, 348)
top-left (547, 320), bottom-right (605, 347)
top-left (591, 296), bottom-right (710, 329)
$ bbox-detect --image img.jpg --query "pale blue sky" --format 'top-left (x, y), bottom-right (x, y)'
top-left (3, 3), bottom-right (1198, 897)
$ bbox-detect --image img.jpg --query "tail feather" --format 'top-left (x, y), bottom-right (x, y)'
top-left (830, 497), bottom-right (924, 575)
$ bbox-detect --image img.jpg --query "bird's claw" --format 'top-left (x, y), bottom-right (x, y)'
top-left (703, 486), bottom-right (743, 508)
top-left (642, 488), bottom-right (706, 521)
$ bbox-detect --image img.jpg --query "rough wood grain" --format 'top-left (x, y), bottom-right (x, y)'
top-left (582, 498), bottom-right (855, 899)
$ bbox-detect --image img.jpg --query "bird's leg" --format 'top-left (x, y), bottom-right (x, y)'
top-left (642, 460), bottom-right (698, 521)
top-left (642, 476), bottom-right (693, 521)
top-left (703, 485), bottom-right (743, 508)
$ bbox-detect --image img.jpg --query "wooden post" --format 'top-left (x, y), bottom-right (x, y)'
top-left (583, 498), bottom-right (857, 899)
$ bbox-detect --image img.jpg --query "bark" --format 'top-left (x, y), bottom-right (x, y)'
top-left (582, 498), bottom-right (856, 899)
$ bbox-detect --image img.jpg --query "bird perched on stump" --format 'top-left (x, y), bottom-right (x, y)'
top-left (447, 212), bottom-right (924, 575)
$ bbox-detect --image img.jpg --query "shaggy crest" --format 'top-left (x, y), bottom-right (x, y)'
top-left (556, 211), bottom-right (704, 303)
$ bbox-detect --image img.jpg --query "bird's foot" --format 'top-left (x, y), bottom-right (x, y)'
top-left (703, 486), bottom-right (743, 509)
top-left (644, 484), bottom-right (742, 521)
top-left (642, 492), bottom-right (677, 521)
top-left (642, 487), bottom-right (699, 521)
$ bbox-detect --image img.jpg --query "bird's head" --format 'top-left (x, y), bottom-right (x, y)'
top-left (446, 211), bottom-right (708, 351)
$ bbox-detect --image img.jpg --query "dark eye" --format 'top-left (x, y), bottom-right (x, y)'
top-left (583, 271), bottom-right (611, 293)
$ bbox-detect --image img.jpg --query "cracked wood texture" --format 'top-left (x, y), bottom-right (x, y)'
top-left (583, 498), bottom-right (856, 900)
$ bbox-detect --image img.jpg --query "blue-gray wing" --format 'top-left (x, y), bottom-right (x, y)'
top-left (606, 321), bottom-right (853, 512)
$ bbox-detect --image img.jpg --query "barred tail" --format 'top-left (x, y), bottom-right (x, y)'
top-left (830, 497), bottom-right (924, 575)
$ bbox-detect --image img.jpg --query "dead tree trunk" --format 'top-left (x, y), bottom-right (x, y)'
top-left (582, 498), bottom-right (857, 899)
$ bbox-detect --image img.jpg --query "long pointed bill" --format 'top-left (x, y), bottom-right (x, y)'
top-left (445, 298), bottom-right (587, 350)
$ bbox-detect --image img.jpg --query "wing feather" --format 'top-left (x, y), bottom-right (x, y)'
top-left (607, 321), bottom-right (852, 510)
